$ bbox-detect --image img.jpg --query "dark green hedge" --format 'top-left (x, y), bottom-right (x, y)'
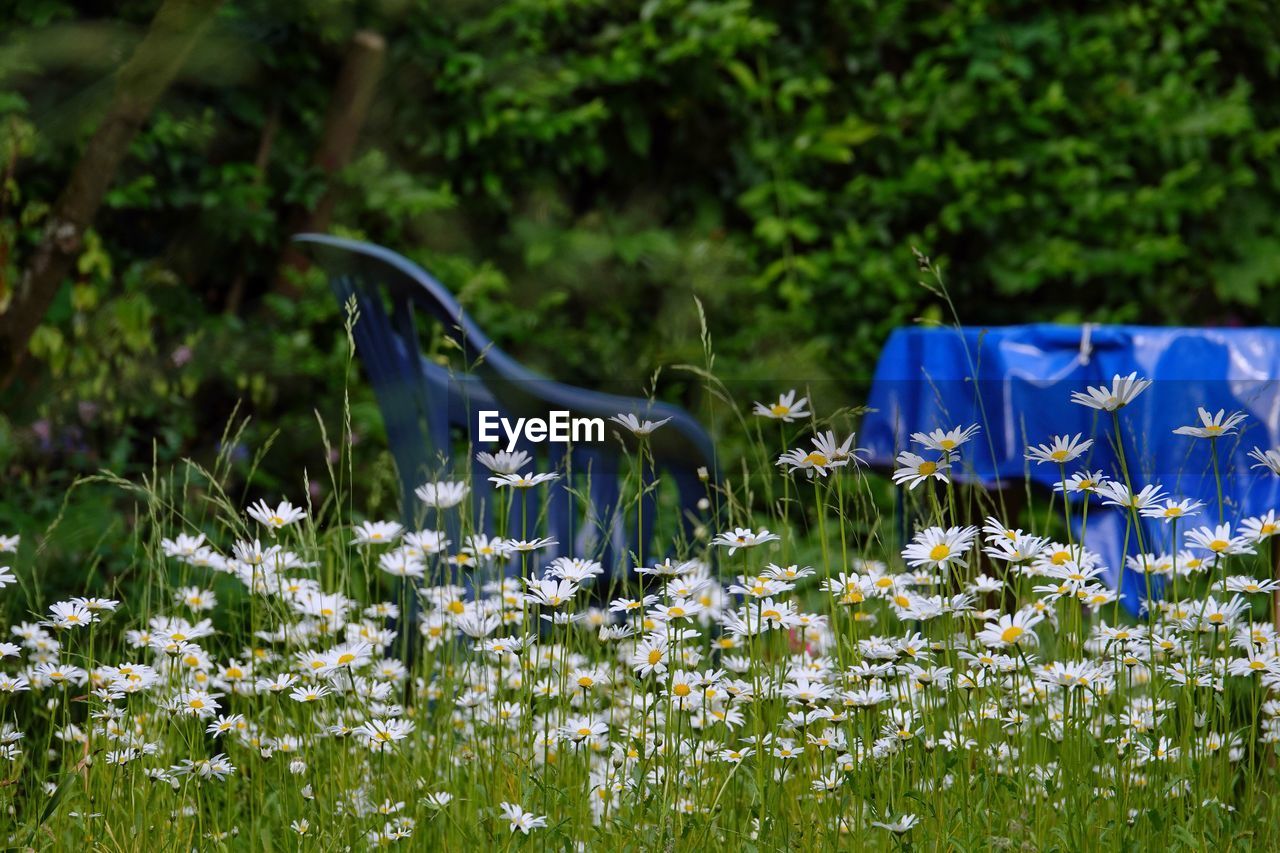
top-left (3, 0), bottom-right (1280, 531)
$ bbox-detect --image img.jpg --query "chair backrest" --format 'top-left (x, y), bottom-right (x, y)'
top-left (293, 234), bottom-right (717, 577)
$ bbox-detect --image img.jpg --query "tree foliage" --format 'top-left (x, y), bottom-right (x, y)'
top-left (3, 0), bottom-right (1280, 524)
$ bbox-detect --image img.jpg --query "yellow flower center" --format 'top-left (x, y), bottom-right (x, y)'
top-left (918, 461), bottom-right (937, 476)
top-left (647, 649), bottom-right (662, 666)
top-left (674, 684), bottom-right (691, 697)
top-left (1209, 539), bottom-right (1229, 553)
top-left (1050, 449), bottom-right (1068, 461)
top-left (928, 544), bottom-right (951, 562)
top-left (770, 404), bottom-right (789, 417)
top-left (1001, 625), bottom-right (1025, 644)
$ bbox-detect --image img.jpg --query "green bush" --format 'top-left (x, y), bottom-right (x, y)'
top-left (3, 0), bottom-right (1280, 589)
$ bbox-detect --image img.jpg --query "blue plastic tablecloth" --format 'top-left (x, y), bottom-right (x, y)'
top-left (860, 325), bottom-right (1280, 612)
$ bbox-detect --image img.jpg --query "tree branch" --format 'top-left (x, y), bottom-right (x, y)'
top-left (0, 0), bottom-right (225, 391)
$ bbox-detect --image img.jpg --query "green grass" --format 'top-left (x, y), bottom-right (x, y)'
top-left (2, 333), bottom-right (1280, 850)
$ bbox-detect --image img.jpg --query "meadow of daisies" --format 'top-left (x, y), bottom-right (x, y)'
top-left (6, 372), bottom-right (1280, 850)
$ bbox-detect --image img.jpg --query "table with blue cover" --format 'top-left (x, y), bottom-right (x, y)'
top-left (859, 325), bottom-right (1280, 612)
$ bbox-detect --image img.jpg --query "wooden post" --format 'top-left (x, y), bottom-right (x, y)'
top-left (0, 0), bottom-right (225, 391)
top-left (276, 30), bottom-right (385, 294)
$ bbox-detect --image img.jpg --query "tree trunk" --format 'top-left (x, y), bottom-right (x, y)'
top-left (0, 0), bottom-right (225, 391)
top-left (276, 30), bottom-right (386, 294)
top-left (224, 100), bottom-right (282, 315)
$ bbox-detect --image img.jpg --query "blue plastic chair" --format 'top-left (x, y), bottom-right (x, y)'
top-left (293, 234), bottom-right (717, 578)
